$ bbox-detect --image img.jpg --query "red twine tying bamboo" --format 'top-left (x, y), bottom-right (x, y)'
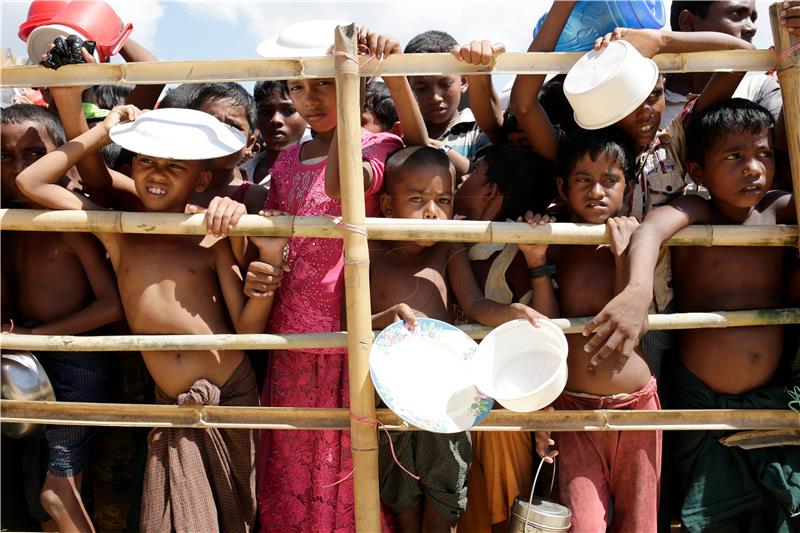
top-left (769, 42), bottom-right (800, 74)
top-left (322, 412), bottom-right (420, 488)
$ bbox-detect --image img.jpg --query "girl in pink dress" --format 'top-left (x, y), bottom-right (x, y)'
top-left (256, 71), bottom-right (402, 531)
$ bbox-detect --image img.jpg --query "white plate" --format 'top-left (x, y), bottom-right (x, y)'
top-left (370, 318), bottom-right (493, 433)
top-left (109, 108), bottom-right (245, 160)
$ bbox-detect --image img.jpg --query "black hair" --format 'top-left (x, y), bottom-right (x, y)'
top-left (1, 104), bottom-right (65, 146)
top-left (187, 83), bottom-right (257, 135)
top-left (364, 80), bottom-right (398, 131)
top-left (253, 80), bottom-right (290, 103)
top-left (685, 98), bottom-right (775, 166)
top-left (158, 83), bottom-right (199, 109)
top-left (404, 30), bottom-right (458, 54)
top-left (558, 127), bottom-right (637, 186)
top-left (477, 144), bottom-right (557, 220)
top-left (670, 1), bottom-right (712, 31)
top-left (385, 146), bottom-right (453, 193)
top-left (93, 84), bottom-right (134, 109)
top-left (538, 75), bottom-right (578, 136)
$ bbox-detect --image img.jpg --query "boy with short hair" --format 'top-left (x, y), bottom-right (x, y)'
top-left (370, 146), bottom-right (546, 533)
top-left (1, 103), bottom-right (123, 533)
top-left (586, 99), bottom-right (800, 531)
top-left (186, 83), bottom-right (269, 214)
top-left (16, 105), bottom-right (288, 532)
top-left (404, 32), bottom-right (503, 176)
top-left (241, 80), bottom-right (309, 186)
top-left (521, 128), bottom-right (661, 532)
top-left (361, 80), bottom-right (401, 136)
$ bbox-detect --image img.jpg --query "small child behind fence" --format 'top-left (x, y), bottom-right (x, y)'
top-left (1, 103), bottom-right (123, 533)
top-left (520, 128), bottom-right (660, 532)
top-left (370, 146), bottom-right (547, 532)
top-left (16, 104), bottom-right (288, 532)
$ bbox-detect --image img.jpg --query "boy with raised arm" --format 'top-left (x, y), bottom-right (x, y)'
top-left (519, 128), bottom-right (660, 532)
top-left (2, 103), bottom-right (123, 533)
top-left (16, 105), bottom-right (288, 533)
top-left (585, 99), bottom-right (800, 531)
top-left (370, 146), bottom-right (545, 533)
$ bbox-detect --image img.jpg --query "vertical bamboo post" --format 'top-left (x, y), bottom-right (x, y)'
top-left (770, 3), bottom-right (800, 223)
top-left (334, 24), bottom-right (382, 531)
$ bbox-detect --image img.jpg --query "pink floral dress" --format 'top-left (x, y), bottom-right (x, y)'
top-left (257, 130), bottom-right (402, 532)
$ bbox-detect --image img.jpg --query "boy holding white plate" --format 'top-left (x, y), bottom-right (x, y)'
top-left (370, 145), bottom-right (546, 533)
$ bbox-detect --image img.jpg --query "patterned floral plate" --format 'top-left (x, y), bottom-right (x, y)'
top-left (370, 318), bottom-right (494, 434)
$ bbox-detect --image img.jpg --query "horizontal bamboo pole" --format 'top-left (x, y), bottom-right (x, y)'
top-left (1, 401), bottom-right (797, 432)
top-left (2, 210), bottom-right (797, 246)
top-left (0, 50), bottom-right (775, 88)
top-left (2, 309), bottom-right (798, 352)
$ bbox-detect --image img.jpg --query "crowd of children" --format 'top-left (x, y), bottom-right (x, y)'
top-left (2, 2), bottom-right (800, 532)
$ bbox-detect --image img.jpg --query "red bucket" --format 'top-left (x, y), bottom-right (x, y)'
top-left (18, 0), bottom-right (70, 42)
top-left (26, 0), bottom-right (133, 63)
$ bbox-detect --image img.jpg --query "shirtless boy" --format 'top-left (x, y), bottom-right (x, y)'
top-left (585, 99), bottom-right (800, 531)
top-left (520, 128), bottom-right (660, 532)
top-left (16, 105), bottom-right (288, 532)
top-left (370, 146), bottom-right (545, 533)
top-left (2, 104), bottom-right (123, 533)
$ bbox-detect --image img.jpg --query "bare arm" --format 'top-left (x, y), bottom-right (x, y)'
top-left (49, 86), bottom-right (142, 210)
top-left (324, 130), bottom-right (374, 198)
top-left (517, 213), bottom-right (559, 318)
top-left (16, 117), bottom-right (113, 212)
top-left (606, 217), bottom-right (640, 295)
top-left (452, 40), bottom-right (506, 143)
top-left (371, 303), bottom-right (422, 330)
top-left (582, 196), bottom-right (707, 371)
top-left (447, 243), bottom-right (545, 326)
top-left (217, 235), bottom-right (288, 334)
top-left (26, 232), bottom-right (124, 335)
top-left (510, 1), bottom-right (576, 162)
top-left (119, 38), bottom-right (165, 110)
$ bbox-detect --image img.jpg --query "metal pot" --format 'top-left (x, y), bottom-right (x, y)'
top-left (1, 351), bottom-right (55, 438)
top-left (509, 457), bottom-right (571, 533)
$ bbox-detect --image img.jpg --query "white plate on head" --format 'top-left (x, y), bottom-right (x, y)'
top-left (370, 318), bottom-right (493, 433)
top-left (256, 19), bottom-right (348, 58)
top-left (109, 108), bottom-right (245, 160)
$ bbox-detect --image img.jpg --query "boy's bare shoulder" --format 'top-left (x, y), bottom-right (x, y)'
top-left (759, 190), bottom-right (794, 224)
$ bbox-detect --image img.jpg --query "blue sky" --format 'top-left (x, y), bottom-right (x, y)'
top-left (1, 0), bottom-right (777, 94)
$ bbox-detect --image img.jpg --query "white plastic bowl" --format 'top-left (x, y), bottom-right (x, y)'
top-left (563, 39), bottom-right (659, 130)
top-left (472, 319), bottom-right (568, 413)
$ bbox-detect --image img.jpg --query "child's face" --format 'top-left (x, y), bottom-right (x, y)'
top-left (257, 87), bottom-right (307, 152)
top-left (409, 75), bottom-right (467, 126)
top-left (685, 1), bottom-right (757, 42)
top-left (454, 158), bottom-right (500, 221)
top-left (287, 78), bottom-right (338, 133)
top-left (688, 129), bottom-right (774, 211)
top-left (382, 163), bottom-right (454, 245)
top-left (1, 121), bottom-right (58, 203)
top-left (560, 152), bottom-right (626, 224)
top-left (132, 154), bottom-right (211, 212)
top-left (198, 97), bottom-right (255, 169)
top-left (616, 76), bottom-right (665, 152)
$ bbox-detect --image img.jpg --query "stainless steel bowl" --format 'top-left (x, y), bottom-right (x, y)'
top-left (1, 351), bottom-right (56, 438)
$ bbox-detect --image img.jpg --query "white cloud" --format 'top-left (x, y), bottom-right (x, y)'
top-left (107, 0), bottom-right (165, 52)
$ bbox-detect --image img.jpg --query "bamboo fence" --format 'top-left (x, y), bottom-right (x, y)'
top-left (2, 309), bottom-right (799, 352)
top-left (2, 209), bottom-right (798, 246)
top-left (1, 8), bottom-right (800, 531)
